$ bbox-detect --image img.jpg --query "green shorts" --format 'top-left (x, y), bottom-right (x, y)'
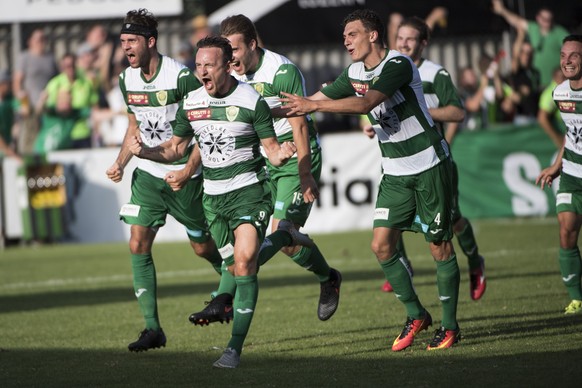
top-left (203, 181), bottom-right (273, 266)
top-left (267, 148), bottom-right (322, 226)
top-left (119, 168), bottom-right (211, 243)
top-left (556, 172), bottom-right (582, 214)
top-left (374, 159), bottom-right (454, 243)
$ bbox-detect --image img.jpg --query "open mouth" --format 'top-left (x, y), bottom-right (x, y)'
top-left (202, 77), bottom-right (213, 90)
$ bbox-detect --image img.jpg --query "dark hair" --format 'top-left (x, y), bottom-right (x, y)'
top-left (399, 16), bottom-right (431, 43)
top-left (563, 34), bottom-right (582, 44)
top-left (121, 8), bottom-right (158, 40)
top-left (342, 9), bottom-right (385, 46)
top-left (197, 36), bottom-right (234, 65)
top-left (220, 14), bottom-right (258, 45)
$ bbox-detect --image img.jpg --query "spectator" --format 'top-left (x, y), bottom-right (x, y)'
top-left (492, 0), bottom-right (569, 88)
top-left (175, 40), bottom-right (195, 70)
top-left (508, 28), bottom-right (541, 125)
top-left (0, 69), bottom-right (19, 159)
top-left (91, 74), bottom-right (127, 147)
top-left (35, 53), bottom-right (99, 153)
top-left (538, 66), bottom-right (567, 148)
top-left (84, 24), bottom-right (125, 93)
top-left (387, 6), bottom-right (448, 50)
top-left (458, 55), bottom-right (512, 130)
top-left (12, 28), bottom-right (58, 155)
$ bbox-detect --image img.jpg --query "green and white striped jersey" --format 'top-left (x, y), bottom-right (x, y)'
top-left (554, 80), bottom-right (582, 178)
top-left (174, 80), bottom-right (275, 195)
top-left (231, 48), bottom-right (319, 150)
top-left (119, 54), bottom-right (201, 178)
top-left (322, 49), bottom-right (449, 176)
top-left (418, 59), bottom-right (463, 135)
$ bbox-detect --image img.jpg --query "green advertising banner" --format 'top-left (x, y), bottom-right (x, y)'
top-left (451, 124), bottom-right (560, 219)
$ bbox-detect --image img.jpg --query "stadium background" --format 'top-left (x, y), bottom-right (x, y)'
top-left (0, 0), bottom-right (578, 246)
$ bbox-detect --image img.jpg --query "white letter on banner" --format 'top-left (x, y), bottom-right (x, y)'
top-left (503, 153), bottom-right (548, 216)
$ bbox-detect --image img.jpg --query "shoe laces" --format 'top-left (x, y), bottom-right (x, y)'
top-left (430, 327), bottom-right (447, 345)
top-left (399, 317), bottom-right (416, 338)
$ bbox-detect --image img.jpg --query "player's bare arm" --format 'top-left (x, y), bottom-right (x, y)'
top-left (281, 89), bottom-right (387, 116)
top-left (164, 144), bottom-right (202, 192)
top-left (131, 133), bottom-right (193, 164)
top-left (261, 137), bottom-right (297, 167)
top-left (106, 113), bottom-right (139, 183)
top-left (288, 115), bottom-right (319, 202)
top-left (536, 146), bottom-right (565, 189)
top-left (428, 105), bottom-right (465, 123)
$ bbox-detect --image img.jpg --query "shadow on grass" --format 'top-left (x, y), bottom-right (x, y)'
top-left (0, 347), bottom-right (580, 388)
top-left (0, 266), bottom-right (561, 314)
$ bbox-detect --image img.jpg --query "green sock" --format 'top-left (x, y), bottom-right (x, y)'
top-left (436, 255), bottom-right (460, 330)
top-left (290, 245), bottom-right (331, 282)
top-left (559, 247), bottom-right (582, 300)
top-left (396, 235), bottom-right (408, 259)
top-left (227, 275), bottom-right (259, 354)
top-left (258, 230), bottom-right (292, 266)
top-left (217, 261), bottom-right (237, 297)
top-left (380, 252), bottom-right (424, 319)
top-left (131, 253), bottom-right (159, 330)
top-left (455, 221), bottom-right (480, 270)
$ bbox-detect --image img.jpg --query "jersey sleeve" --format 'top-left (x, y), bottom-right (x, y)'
top-left (320, 67), bottom-right (356, 99)
top-left (272, 63), bottom-right (306, 96)
top-left (176, 68), bottom-right (202, 99)
top-left (173, 101), bottom-right (193, 138)
top-left (433, 69), bottom-right (463, 109)
top-left (253, 97), bottom-right (276, 139)
top-left (539, 84), bottom-right (557, 113)
top-left (370, 56), bottom-right (413, 97)
top-left (118, 72), bottom-right (133, 114)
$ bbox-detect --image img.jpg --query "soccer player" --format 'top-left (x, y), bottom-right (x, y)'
top-left (281, 9), bottom-right (461, 350)
top-left (536, 34), bottom-right (582, 315)
top-left (105, 9), bottom-right (223, 352)
top-left (187, 14), bottom-right (342, 326)
top-left (129, 35), bottom-right (298, 368)
top-left (375, 16), bottom-right (486, 300)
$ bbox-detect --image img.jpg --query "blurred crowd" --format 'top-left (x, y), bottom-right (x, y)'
top-left (0, 1), bottom-right (577, 159)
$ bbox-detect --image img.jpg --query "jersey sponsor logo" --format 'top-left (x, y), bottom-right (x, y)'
top-left (179, 71), bottom-right (191, 78)
top-left (184, 99), bottom-right (208, 109)
top-left (438, 295), bottom-right (451, 301)
top-left (128, 93), bottom-right (149, 105)
top-left (226, 106), bottom-right (239, 122)
top-left (199, 124), bottom-right (236, 164)
top-left (351, 81), bottom-right (368, 95)
top-left (374, 207), bottom-right (389, 220)
top-left (119, 203), bottom-right (140, 217)
top-left (556, 193), bottom-right (572, 206)
top-left (156, 90), bottom-right (168, 106)
top-left (389, 58), bottom-right (402, 64)
top-left (138, 110), bottom-right (172, 147)
top-left (438, 69), bottom-right (450, 77)
top-left (187, 109), bottom-right (211, 121)
top-left (558, 101), bottom-right (576, 112)
top-left (429, 229), bottom-right (443, 234)
top-left (567, 125), bottom-right (582, 145)
top-left (275, 69), bottom-right (288, 76)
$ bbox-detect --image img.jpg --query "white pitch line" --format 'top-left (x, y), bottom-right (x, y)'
top-left (0, 247), bottom-right (557, 291)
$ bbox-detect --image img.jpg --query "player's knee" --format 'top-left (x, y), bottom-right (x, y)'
top-left (191, 240), bottom-right (214, 259)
